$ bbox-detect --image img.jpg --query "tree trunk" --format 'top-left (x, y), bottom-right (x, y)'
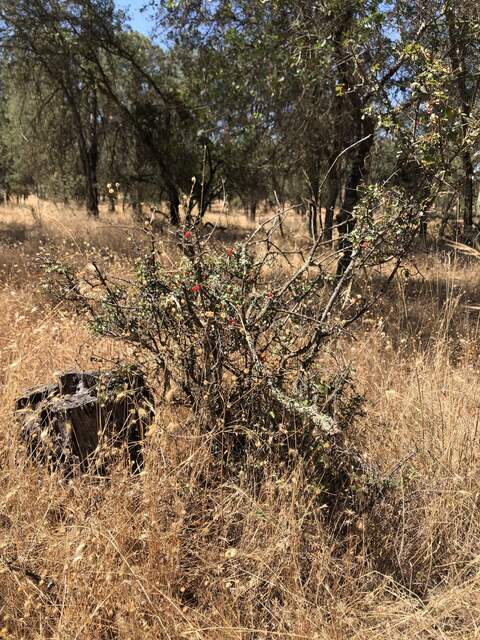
top-left (132, 201), bottom-right (142, 221)
top-left (278, 201), bottom-right (286, 239)
top-left (447, 5), bottom-right (474, 231)
top-left (332, 6), bottom-right (359, 273)
top-left (463, 151), bottom-right (474, 229)
top-left (249, 201), bottom-right (257, 221)
top-left (85, 155), bottom-right (99, 218)
top-left (84, 85), bottom-right (100, 218)
top-left (305, 169), bottom-right (320, 240)
top-left (439, 192), bottom-right (456, 238)
top-left (169, 188), bottom-right (180, 226)
top-left (74, 135), bottom-right (99, 217)
top-left (309, 202), bottom-right (318, 240)
top-left (323, 170), bottom-right (339, 245)
top-left (336, 114), bottom-right (375, 277)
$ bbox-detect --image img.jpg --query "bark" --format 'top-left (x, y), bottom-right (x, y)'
top-left (169, 188), bottom-right (180, 226)
top-left (323, 169), bottom-right (340, 245)
top-left (130, 184), bottom-right (143, 222)
top-left (336, 112), bottom-right (375, 277)
top-left (330, 8), bottom-right (356, 266)
top-left (439, 192), bottom-right (456, 238)
top-left (463, 152), bottom-right (474, 228)
top-left (278, 202), bottom-right (286, 239)
top-left (306, 170), bottom-right (321, 240)
top-left (84, 146), bottom-right (99, 218)
top-left (309, 202), bottom-right (318, 241)
top-left (447, 5), bottom-right (474, 230)
top-left (132, 198), bottom-right (143, 222)
top-left (79, 87), bottom-right (100, 218)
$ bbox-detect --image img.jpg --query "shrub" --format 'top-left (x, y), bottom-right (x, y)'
top-left (42, 193), bottom-right (421, 497)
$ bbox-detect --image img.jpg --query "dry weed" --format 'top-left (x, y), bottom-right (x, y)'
top-left (1, 203), bottom-right (480, 638)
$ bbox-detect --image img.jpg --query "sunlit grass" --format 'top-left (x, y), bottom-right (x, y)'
top-left (1, 201), bottom-right (480, 638)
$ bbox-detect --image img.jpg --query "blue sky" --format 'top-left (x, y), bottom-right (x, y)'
top-left (116, 0), bottom-right (153, 36)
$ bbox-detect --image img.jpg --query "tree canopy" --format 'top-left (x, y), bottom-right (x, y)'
top-left (0, 0), bottom-right (478, 241)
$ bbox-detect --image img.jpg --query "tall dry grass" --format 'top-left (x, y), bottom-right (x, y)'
top-left (1, 202), bottom-right (480, 638)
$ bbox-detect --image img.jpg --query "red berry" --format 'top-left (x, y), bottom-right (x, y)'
top-left (226, 247), bottom-right (233, 257)
top-left (184, 231), bottom-right (192, 240)
top-left (191, 283), bottom-right (201, 293)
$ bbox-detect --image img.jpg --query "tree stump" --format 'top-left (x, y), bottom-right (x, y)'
top-left (15, 369), bottom-right (154, 475)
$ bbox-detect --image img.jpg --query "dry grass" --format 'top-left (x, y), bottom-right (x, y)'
top-left (1, 201), bottom-right (480, 638)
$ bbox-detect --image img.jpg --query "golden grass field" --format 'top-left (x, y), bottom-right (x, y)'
top-left (2, 199), bottom-right (480, 638)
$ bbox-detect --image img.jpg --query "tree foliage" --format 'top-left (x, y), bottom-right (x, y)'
top-left (0, 0), bottom-right (478, 241)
